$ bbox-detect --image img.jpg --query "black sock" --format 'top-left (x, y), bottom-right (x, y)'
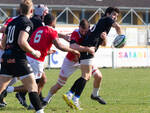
top-left (29, 92), bottom-right (42, 111)
top-left (70, 77), bottom-right (87, 97)
top-left (39, 92), bottom-right (44, 101)
top-left (70, 77), bottom-right (81, 93)
top-left (1, 89), bottom-right (7, 99)
top-left (19, 92), bottom-right (27, 98)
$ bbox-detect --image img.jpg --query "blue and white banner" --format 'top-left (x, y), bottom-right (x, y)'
top-left (45, 47), bottom-right (150, 68)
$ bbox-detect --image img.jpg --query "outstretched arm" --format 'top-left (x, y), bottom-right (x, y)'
top-left (58, 33), bottom-right (71, 42)
top-left (112, 22), bottom-right (122, 35)
top-left (53, 38), bottom-right (80, 57)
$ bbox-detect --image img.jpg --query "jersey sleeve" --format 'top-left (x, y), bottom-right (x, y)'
top-left (21, 21), bottom-right (33, 35)
top-left (70, 31), bottom-right (78, 44)
top-left (106, 17), bottom-right (115, 26)
top-left (4, 18), bottom-right (14, 35)
top-left (50, 29), bottom-right (58, 41)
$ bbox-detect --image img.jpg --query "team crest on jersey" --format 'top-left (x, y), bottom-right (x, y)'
top-left (25, 26), bottom-right (31, 32)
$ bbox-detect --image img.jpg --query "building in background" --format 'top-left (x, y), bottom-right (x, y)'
top-left (0, 0), bottom-right (150, 68)
top-left (0, 0), bottom-right (150, 46)
top-left (0, 0), bottom-right (150, 25)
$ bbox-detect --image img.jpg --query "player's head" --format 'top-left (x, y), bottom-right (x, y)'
top-left (79, 19), bottom-right (90, 36)
top-left (44, 13), bottom-right (56, 28)
top-left (19, 0), bottom-right (33, 17)
top-left (104, 7), bottom-right (120, 21)
top-left (34, 4), bottom-right (49, 20)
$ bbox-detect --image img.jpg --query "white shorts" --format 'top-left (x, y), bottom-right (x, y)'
top-left (60, 57), bottom-right (99, 78)
top-left (60, 57), bottom-right (80, 78)
top-left (80, 58), bottom-right (94, 65)
top-left (27, 56), bottom-right (44, 79)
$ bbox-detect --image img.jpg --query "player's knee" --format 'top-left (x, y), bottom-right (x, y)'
top-left (82, 74), bottom-right (91, 81)
top-left (38, 73), bottom-right (47, 87)
top-left (56, 83), bottom-right (63, 89)
top-left (41, 72), bottom-right (47, 84)
top-left (28, 83), bottom-right (38, 93)
top-left (94, 73), bottom-right (102, 81)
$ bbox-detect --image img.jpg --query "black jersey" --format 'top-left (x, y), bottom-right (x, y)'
top-left (3, 15), bottom-right (33, 62)
top-left (30, 15), bottom-right (43, 33)
top-left (80, 16), bottom-right (114, 60)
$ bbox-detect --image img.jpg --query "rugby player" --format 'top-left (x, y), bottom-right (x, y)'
top-left (63, 7), bottom-right (122, 110)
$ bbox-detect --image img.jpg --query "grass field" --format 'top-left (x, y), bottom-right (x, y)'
top-left (1, 68), bottom-right (150, 113)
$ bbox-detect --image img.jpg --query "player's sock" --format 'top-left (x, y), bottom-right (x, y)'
top-left (70, 77), bottom-right (85, 93)
top-left (39, 92), bottom-right (44, 101)
top-left (72, 95), bottom-right (79, 102)
top-left (92, 88), bottom-right (100, 97)
top-left (8, 78), bottom-right (18, 86)
top-left (19, 92), bottom-right (27, 97)
top-left (36, 109), bottom-right (44, 113)
top-left (29, 92), bottom-right (42, 111)
top-left (6, 86), bottom-right (14, 93)
top-left (43, 91), bottom-right (53, 103)
top-left (66, 90), bottom-right (74, 98)
top-left (73, 77), bottom-right (87, 97)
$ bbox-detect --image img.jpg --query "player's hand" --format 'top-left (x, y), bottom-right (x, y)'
top-left (87, 47), bottom-right (95, 55)
top-left (64, 33), bottom-right (71, 42)
top-left (31, 50), bottom-right (41, 58)
top-left (47, 50), bottom-right (56, 55)
top-left (100, 32), bottom-right (107, 46)
top-left (119, 43), bottom-right (125, 48)
top-left (101, 32), bottom-right (107, 40)
top-left (72, 50), bottom-right (80, 57)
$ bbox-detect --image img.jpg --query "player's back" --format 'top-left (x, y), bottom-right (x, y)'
top-left (27, 26), bottom-right (58, 61)
top-left (4, 15), bottom-right (33, 60)
top-left (81, 16), bottom-right (114, 51)
top-left (30, 15), bottom-right (43, 33)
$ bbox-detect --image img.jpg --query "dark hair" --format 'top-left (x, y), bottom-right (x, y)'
top-left (79, 19), bottom-right (90, 29)
top-left (44, 13), bottom-right (55, 25)
top-left (104, 7), bottom-right (120, 16)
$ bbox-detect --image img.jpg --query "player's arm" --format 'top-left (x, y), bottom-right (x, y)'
top-left (112, 22), bottom-right (122, 35)
top-left (70, 42), bottom-right (95, 55)
top-left (0, 34), bottom-right (6, 49)
top-left (0, 25), bottom-right (7, 33)
top-left (58, 33), bottom-right (70, 42)
top-left (18, 31), bottom-right (41, 58)
top-left (47, 49), bottom-right (56, 55)
top-left (101, 32), bottom-right (107, 47)
top-left (52, 38), bottom-right (80, 56)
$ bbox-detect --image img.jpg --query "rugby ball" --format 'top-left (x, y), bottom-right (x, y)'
top-left (113, 35), bottom-right (126, 48)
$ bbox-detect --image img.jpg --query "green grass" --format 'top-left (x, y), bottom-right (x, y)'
top-left (1, 68), bottom-right (150, 113)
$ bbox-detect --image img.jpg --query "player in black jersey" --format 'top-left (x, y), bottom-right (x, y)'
top-left (0, 0), bottom-right (44, 113)
top-left (15, 4), bottom-right (49, 109)
top-left (64, 7), bottom-right (122, 110)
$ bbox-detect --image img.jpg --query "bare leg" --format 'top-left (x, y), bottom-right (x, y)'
top-left (21, 74), bottom-right (43, 112)
top-left (44, 75), bottom-right (67, 103)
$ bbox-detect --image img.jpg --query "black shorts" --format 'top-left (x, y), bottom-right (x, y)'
top-left (0, 60), bottom-right (33, 77)
top-left (80, 52), bottom-right (94, 60)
